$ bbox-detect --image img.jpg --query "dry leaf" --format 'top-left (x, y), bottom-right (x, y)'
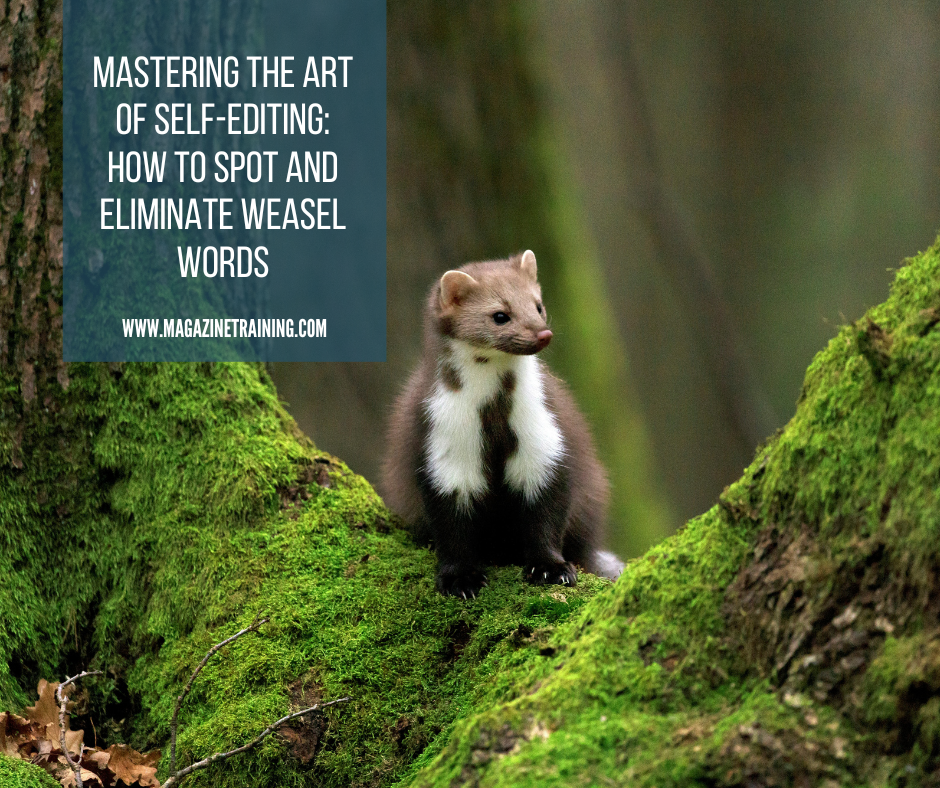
top-left (0, 712), bottom-right (16, 757)
top-left (26, 680), bottom-right (61, 726)
top-left (106, 743), bottom-right (162, 787)
top-left (5, 681), bottom-right (161, 788)
top-left (44, 722), bottom-right (61, 747)
top-left (88, 749), bottom-right (110, 769)
top-left (59, 765), bottom-right (102, 787)
top-left (0, 711), bottom-right (43, 758)
top-left (64, 728), bottom-right (84, 755)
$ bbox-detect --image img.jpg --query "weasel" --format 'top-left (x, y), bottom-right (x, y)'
top-left (382, 250), bottom-right (624, 598)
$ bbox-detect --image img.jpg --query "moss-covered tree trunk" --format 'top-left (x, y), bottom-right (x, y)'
top-left (3, 1), bottom-right (940, 786)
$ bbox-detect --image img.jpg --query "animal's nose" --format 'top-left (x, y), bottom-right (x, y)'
top-left (536, 329), bottom-right (553, 349)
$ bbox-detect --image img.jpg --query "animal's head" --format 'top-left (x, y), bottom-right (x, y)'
top-left (436, 250), bottom-right (552, 355)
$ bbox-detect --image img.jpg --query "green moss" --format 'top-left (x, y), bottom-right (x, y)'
top-left (0, 756), bottom-right (59, 788)
top-left (3, 237), bottom-right (940, 786)
top-left (404, 505), bottom-right (762, 787)
top-left (0, 360), bottom-right (608, 786)
top-left (401, 239), bottom-right (940, 786)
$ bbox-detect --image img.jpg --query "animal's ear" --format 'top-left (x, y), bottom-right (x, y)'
top-left (440, 270), bottom-right (478, 308)
top-left (519, 249), bottom-right (538, 281)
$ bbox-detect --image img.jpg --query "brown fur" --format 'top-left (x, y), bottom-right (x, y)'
top-left (381, 252), bottom-right (616, 596)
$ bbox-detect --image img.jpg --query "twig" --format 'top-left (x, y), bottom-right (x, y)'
top-left (161, 697), bottom-right (350, 788)
top-left (169, 616), bottom-right (270, 775)
top-left (56, 670), bottom-right (103, 788)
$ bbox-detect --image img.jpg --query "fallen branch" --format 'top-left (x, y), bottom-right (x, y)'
top-left (160, 696), bottom-right (351, 788)
top-left (56, 670), bottom-right (103, 788)
top-left (162, 615), bottom-right (351, 787)
top-left (169, 616), bottom-right (269, 774)
top-left (37, 620), bottom-right (351, 788)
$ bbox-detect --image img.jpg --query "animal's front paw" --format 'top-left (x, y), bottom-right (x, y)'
top-left (526, 561), bottom-right (578, 587)
top-left (436, 566), bottom-right (487, 599)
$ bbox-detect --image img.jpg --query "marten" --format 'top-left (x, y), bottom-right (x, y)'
top-left (381, 250), bottom-right (624, 598)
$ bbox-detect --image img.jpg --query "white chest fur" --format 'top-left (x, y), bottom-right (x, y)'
top-left (423, 341), bottom-right (565, 508)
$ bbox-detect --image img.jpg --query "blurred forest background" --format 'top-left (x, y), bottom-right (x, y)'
top-left (269, 1), bottom-right (940, 558)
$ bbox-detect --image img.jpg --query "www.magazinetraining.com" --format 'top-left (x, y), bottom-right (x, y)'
top-left (122, 317), bottom-right (327, 339)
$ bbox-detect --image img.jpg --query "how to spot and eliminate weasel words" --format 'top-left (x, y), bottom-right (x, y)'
top-left (93, 55), bottom-right (357, 278)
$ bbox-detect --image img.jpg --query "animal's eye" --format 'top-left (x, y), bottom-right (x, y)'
top-left (536, 302), bottom-right (543, 314)
top-left (493, 312), bottom-right (510, 325)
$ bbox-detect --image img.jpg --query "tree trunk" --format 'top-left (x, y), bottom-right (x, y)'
top-left (0, 0), bottom-right (66, 415)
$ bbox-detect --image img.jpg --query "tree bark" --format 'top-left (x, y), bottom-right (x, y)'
top-left (0, 0), bottom-right (66, 412)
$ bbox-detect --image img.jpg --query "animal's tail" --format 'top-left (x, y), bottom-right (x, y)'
top-left (586, 549), bottom-right (625, 580)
